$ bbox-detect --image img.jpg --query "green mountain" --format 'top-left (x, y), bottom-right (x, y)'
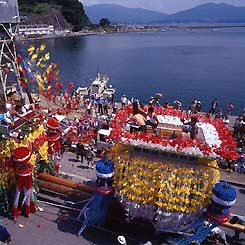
top-left (85, 3), bottom-right (245, 24)
top-left (85, 4), bottom-right (167, 24)
top-left (165, 3), bottom-right (245, 23)
top-left (18, 0), bottom-right (90, 31)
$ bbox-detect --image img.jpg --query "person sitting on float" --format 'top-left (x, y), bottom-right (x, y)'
top-left (146, 106), bottom-right (159, 135)
top-left (181, 116), bottom-right (199, 140)
top-left (163, 101), bottom-right (170, 109)
top-left (128, 101), bottom-right (147, 133)
top-left (21, 103), bottom-right (35, 114)
top-left (0, 105), bottom-right (24, 127)
top-left (173, 100), bottom-right (182, 110)
top-left (196, 100), bottom-right (202, 112)
top-left (5, 90), bottom-right (16, 112)
top-left (0, 110), bottom-right (15, 127)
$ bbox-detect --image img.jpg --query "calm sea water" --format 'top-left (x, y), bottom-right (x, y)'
top-left (22, 28), bottom-right (245, 114)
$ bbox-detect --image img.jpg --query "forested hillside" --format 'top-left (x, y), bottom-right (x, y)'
top-left (18, 0), bottom-right (90, 31)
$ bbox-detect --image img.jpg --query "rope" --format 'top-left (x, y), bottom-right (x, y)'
top-left (176, 222), bottom-right (218, 245)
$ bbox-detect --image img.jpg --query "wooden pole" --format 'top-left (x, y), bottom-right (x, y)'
top-left (37, 179), bottom-right (92, 199)
top-left (221, 222), bottom-right (245, 232)
top-left (38, 173), bottom-right (95, 193)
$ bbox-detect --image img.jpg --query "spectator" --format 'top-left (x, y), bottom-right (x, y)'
top-left (76, 142), bottom-right (85, 163)
top-left (98, 97), bottom-right (103, 114)
top-left (223, 115), bottom-right (230, 126)
top-left (210, 98), bottom-right (218, 115)
top-left (113, 102), bottom-right (118, 114)
top-left (86, 100), bottom-right (92, 115)
top-left (226, 102), bottom-right (234, 115)
top-left (215, 109), bottom-right (223, 119)
top-left (86, 146), bottom-right (95, 169)
top-left (196, 100), bottom-right (202, 112)
top-left (190, 100), bottom-right (197, 114)
top-left (103, 97), bottom-right (108, 115)
top-left (121, 95), bottom-right (128, 109)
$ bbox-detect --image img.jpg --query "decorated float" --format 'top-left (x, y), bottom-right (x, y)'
top-left (76, 104), bottom-right (239, 243)
top-left (0, 115), bottom-right (48, 217)
top-left (95, 105), bottom-right (239, 242)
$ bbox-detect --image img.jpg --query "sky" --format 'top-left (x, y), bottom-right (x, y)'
top-left (82, 0), bottom-right (245, 13)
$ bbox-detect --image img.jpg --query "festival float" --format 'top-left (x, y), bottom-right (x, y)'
top-left (75, 104), bottom-right (240, 242)
top-left (86, 105), bottom-right (239, 243)
top-left (0, 114), bottom-right (48, 217)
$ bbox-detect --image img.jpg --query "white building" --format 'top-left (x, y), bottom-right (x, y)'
top-left (18, 24), bottom-right (54, 36)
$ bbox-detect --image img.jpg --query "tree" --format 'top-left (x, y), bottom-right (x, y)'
top-left (99, 18), bottom-right (110, 27)
top-left (19, 0), bottom-right (90, 32)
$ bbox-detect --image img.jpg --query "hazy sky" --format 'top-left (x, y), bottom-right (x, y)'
top-left (82, 0), bottom-right (245, 13)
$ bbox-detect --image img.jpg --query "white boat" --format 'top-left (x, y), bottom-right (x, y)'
top-left (89, 73), bottom-right (115, 98)
top-left (76, 73), bottom-right (115, 98)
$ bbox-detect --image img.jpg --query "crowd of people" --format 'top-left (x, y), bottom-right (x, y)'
top-left (53, 90), bottom-right (115, 117)
top-left (1, 86), bottom-right (244, 173)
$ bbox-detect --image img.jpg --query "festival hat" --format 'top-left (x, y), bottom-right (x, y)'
top-left (13, 147), bottom-right (32, 162)
top-left (47, 117), bottom-right (60, 130)
top-left (212, 181), bottom-right (236, 208)
top-left (207, 181), bottom-right (236, 224)
top-left (95, 159), bottom-right (114, 180)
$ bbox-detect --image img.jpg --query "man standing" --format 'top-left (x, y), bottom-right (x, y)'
top-left (103, 97), bottom-right (109, 115)
top-left (98, 97), bottom-right (103, 115)
top-left (121, 95), bottom-right (128, 109)
top-left (226, 102), bottom-right (234, 115)
top-left (12, 147), bottom-right (36, 221)
top-left (210, 98), bottom-right (218, 115)
top-left (77, 141), bottom-right (85, 163)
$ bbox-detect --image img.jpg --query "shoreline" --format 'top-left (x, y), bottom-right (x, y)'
top-left (16, 24), bottom-right (245, 42)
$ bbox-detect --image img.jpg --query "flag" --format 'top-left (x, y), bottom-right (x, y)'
top-left (40, 44), bottom-right (46, 52)
top-left (67, 82), bottom-right (74, 94)
top-left (28, 46), bottom-right (35, 54)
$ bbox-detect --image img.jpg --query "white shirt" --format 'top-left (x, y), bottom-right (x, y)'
top-left (6, 103), bottom-right (13, 111)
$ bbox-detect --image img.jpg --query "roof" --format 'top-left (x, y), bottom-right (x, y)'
top-left (0, 0), bottom-right (19, 24)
